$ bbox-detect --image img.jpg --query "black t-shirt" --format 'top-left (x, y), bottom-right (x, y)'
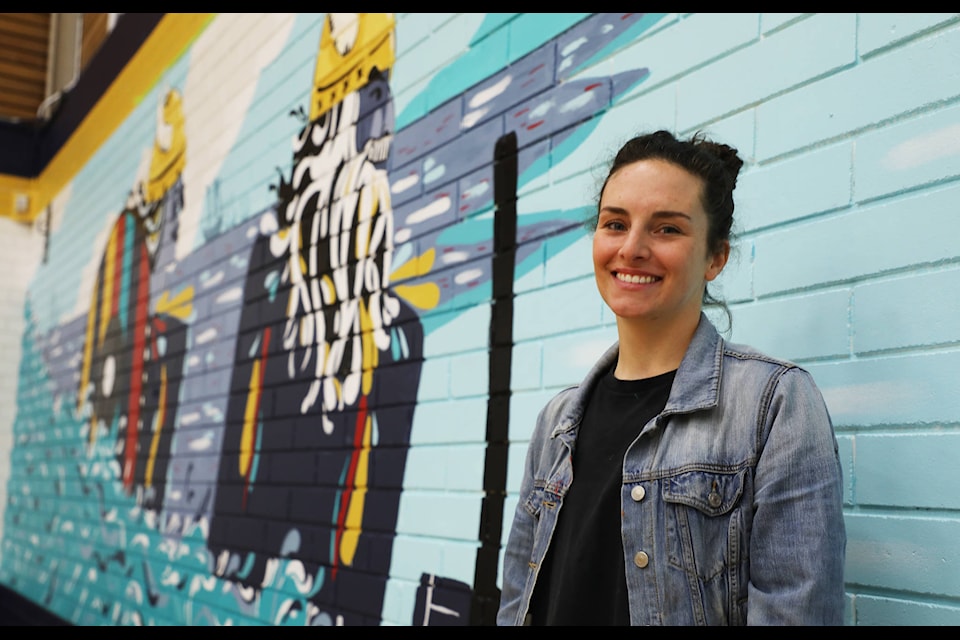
top-left (528, 366), bottom-right (675, 626)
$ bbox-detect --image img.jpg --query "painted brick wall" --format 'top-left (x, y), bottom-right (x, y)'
top-left (1, 12), bottom-right (959, 626)
top-left (0, 217), bottom-right (47, 580)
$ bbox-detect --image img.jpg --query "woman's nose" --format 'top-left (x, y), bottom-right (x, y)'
top-left (618, 229), bottom-right (651, 260)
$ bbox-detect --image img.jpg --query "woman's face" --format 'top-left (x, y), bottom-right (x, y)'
top-left (593, 158), bottom-right (728, 328)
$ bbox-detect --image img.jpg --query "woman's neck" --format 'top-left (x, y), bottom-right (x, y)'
top-left (613, 312), bottom-right (701, 380)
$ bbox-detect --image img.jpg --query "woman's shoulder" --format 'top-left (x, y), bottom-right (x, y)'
top-left (719, 338), bottom-right (824, 396)
top-left (538, 384), bottom-right (582, 420)
top-left (721, 338), bottom-right (803, 371)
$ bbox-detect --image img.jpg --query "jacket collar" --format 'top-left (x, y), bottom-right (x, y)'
top-left (553, 313), bottom-right (723, 436)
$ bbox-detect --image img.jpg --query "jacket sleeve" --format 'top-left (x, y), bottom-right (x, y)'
top-left (747, 366), bottom-right (847, 625)
top-left (496, 394), bottom-right (561, 626)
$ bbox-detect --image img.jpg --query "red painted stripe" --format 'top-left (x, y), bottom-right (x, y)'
top-left (333, 394), bottom-right (368, 579)
top-left (123, 246), bottom-right (150, 490)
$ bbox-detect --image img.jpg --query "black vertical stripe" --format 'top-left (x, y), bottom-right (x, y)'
top-left (471, 131), bottom-right (518, 625)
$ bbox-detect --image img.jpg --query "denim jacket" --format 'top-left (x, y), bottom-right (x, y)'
top-left (497, 314), bottom-right (846, 626)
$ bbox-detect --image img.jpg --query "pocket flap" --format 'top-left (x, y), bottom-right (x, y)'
top-left (662, 469), bottom-right (745, 516)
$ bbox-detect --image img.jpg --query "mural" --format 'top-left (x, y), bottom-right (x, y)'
top-left (1, 12), bottom-right (663, 625)
top-left (76, 87), bottom-right (191, 515)
top-left (206, 14), bottom-right (425, 623)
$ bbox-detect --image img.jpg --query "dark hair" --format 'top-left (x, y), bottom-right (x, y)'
top-left (591, 129), bottom-right (744, 326)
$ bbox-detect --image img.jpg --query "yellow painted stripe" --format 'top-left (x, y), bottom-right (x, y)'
top-left (0, 13), bottom-right (216, 222)
top-left (98, 228), bottom-right (117, 345)
top-left (239, 356), bottom-right (262, 479)
top-left (340, 413), bottom-right (372, 567)
top-left (144, 364), bottom-right (168, 489)
top-left (0, 175), bottom-right (37, 225)
top-left (78, 276), bottom-right (99, 417)
top-left (359, 298), bottom-right (377, 395)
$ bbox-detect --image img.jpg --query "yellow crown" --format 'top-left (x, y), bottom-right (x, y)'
top-left (146, 88), bottom-right (186, 202)
top-left (310, 13), bottom-right (396, 121)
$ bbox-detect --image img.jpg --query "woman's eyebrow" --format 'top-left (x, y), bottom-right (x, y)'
top-left (597, 208), bottom-right (693, 220)
top-left (650, 210), bottom-right (692, 221)
top-left (598, 205), bottom-right (628, 216)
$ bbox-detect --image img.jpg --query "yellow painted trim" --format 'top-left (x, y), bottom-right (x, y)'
top-left (0, 175), bottom-right (37, 225)
top-left (0, 13), bottom-right (217, 223)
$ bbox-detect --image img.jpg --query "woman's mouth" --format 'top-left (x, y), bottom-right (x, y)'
top-left (616, 272), bottom-right (659, 284)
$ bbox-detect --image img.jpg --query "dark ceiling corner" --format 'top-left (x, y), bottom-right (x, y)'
top-left (0, 13), bottom-right (165, 179)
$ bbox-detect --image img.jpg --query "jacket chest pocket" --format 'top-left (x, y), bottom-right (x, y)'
top-left (662, 468), bottom-right (746, 581)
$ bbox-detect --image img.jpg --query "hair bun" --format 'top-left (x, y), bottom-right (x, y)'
top-left (699, 140), bottom-right (743, 189)
top-left (700, 141), bottom-right (743, 187)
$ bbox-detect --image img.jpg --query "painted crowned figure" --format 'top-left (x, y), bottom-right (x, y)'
top-left (76, 88), bottom-right (190, 514)
top-left (208, 13), bottom-right (424, 624)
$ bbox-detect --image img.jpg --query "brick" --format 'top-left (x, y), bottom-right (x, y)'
top-left (807, 350), bottom-right (960, 426)
top-left (546, 85), bottom-right (677, 187)
top-left (516, 166), bottom-right (595, 221)
top-left (438, 538), bottom-right (485, 583)
top-left (757, 21), bottom-right (960, 160)
top-left (610, 13), bottom-right (753, 96)
top-left (393, 14), bottom-right (479, 101)
top-left (711, 238), bottom-right (754, 304)
top-left (697, 109), bottom-right (756, 163)
top-left (513, 276), bottom-right (604, 342)
top-left (858, 13), bottom-right (960, 56)
top-left (845, 512), bottom-right (960, 598)
top-left (394, 490), bottom-right (481, 540)
top-left (854, 595), bottom-right (960, 626)
top-left (510, 341), bottom-right (542, 392)
top-left (855, 433), bottom-right (960, 509)
top-left (505, 443), bottom-right (530, 496)
top-left (421, 304), bottom-right (491, 358)
top-left (728, 289), bottom-right (850, 361)
top-left (754, 181), bottom-right (960, 296)
top-left (415, 357), bottom-right (451, 402)
top-left (468, 14), bottom-right (518, 46)
top-left (854, 266), bottom-right (960, 353)
top-left (409, 398), bottom-right (487, 445)
top-left (508, 13), bottom-right (589, 63)
top-left (384, 533), bottom-right (445, 581)
top-left (541, 326), bottom-right (618, 389)
top-left (736, 141), bottom-right (852, 233)
top-left (760, 13), bottom-right (805, 34)
top-left (424, 24), bottom-right (510, 116)
top-left (509, 388), bottom-right (563, 444)
top-left (544, 233), bottom-right (593, 285)
top-left (854, 102), bottom-right (960, 202)
top-left (680, 13), bottom-right (855, 131)
top-left (449, 350), bottom-right (489, 398)
top-left (395, 13), bottom-right (459, 54)
top-left (403, 443), bottom-right (485, 491)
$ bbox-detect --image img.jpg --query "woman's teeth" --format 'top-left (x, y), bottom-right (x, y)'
top-left (617, 273), bottom-right (658, 284)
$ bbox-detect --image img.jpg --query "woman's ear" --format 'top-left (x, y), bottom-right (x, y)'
top-left (705, 241), bottom-right (730, 282)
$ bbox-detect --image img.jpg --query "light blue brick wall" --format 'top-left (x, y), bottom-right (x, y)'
top-left (498, 12), bottom-right (960, 626)
top-left (4, 11), bottom-right (960, 627)
top-left (679, 13), bottom-right (857, 131)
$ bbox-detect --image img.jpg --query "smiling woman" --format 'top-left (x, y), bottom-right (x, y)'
top-left (498, 130), bottom-right (847, 626)
top-left (592, 158), bottom-right (729, 379)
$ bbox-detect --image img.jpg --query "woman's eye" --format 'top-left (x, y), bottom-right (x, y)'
top-left (657, 225), bottom-right (681, 234)
top-left (603, 220), bottom-right (626, 231)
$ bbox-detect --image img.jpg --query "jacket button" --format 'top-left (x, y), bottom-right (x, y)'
top-left (630, 485), bottom-right (646, 501)
top-left (633, 551), bottom-right (649, 568)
